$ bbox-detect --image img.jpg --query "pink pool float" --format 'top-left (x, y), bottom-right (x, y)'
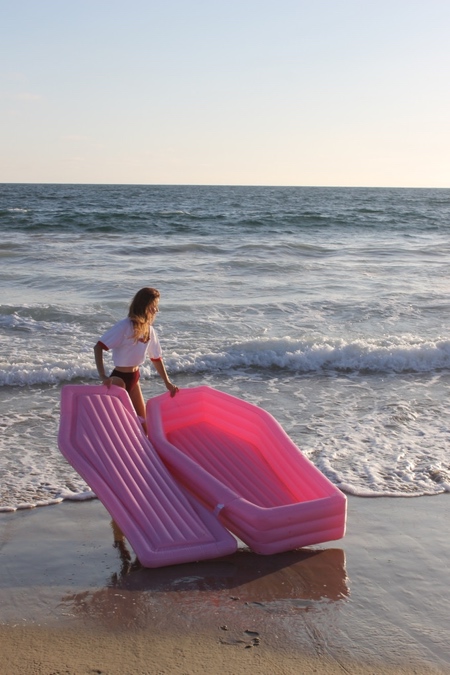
top-left (58, 385), bottom-right (237, 567)
top-left (146, 386), bottom-right (347, 555)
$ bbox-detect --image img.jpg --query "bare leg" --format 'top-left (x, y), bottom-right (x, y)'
top-left (109, 376), bottom-right (126, 388)
top-left (110, 520), bottom-right (132, 574)
top-left (129, 381), bottom-right (148, 434)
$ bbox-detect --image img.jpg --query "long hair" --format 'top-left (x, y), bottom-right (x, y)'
top-left (128, 287), bottom-right (160, 342)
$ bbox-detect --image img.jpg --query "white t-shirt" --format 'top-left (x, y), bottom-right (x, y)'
top-left (98, 318), bottom-right (162, 367)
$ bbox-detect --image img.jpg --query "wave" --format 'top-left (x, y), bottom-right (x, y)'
top-left (174, 336), bottom-right (450, 375)
top-left (2, 336), bottom-right (449, 387)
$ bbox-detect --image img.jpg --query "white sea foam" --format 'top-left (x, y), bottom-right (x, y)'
top-left (1, 335), bottom-right (449, 387)
top-left (177, 336), bottom-right (450, 374)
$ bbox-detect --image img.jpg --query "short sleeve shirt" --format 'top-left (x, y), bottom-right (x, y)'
top-left (98, 318), bottom-right (162, 367)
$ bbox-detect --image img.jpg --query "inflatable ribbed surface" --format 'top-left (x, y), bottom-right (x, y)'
top-left (58, 385), bottom-right (237, 567)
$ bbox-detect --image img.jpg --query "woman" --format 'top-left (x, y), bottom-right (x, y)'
top-left (94, 287), bottom-right (178, 427)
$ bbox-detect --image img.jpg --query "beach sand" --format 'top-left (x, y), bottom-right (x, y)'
top-left (0, 495), bottom-right (449, 674)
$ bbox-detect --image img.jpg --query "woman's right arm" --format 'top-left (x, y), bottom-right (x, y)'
top-left (94, 341), bottom-right (111, 385)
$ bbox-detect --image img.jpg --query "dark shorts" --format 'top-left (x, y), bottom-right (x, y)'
top-left (110, 368), bottom-right (140, 393)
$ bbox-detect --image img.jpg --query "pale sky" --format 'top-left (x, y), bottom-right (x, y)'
top-left (1, 0), bottom-right (449, 187)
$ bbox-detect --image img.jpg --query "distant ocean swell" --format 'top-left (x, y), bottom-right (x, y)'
top-left (4, 195), bottom-right (450, 234)
top-left (1, 336), bottom-right (449, 387)
top-left (3, 214), bottom-right (447, 235)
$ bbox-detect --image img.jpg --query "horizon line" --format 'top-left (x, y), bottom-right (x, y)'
top-left (1, 181), bottom-right (449, 190)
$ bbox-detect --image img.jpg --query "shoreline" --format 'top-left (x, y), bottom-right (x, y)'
top-left (1, 495), bottom-right (449, 674)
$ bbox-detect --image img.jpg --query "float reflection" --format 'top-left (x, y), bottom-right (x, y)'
top-left (60, 525), bottom-right (348, 630)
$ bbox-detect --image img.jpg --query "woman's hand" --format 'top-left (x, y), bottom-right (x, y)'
top-left (166, 381), bottom-right (179, 397)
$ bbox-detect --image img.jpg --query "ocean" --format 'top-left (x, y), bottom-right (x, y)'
top-left (1, 183), bottom-right (449, 511)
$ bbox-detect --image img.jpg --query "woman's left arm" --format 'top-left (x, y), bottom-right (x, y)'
top-left (151, 358), bottom-right (179, 397)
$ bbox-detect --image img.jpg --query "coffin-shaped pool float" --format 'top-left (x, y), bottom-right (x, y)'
top-left (146, 386), bottom-right (347, 555)
top-left (58, 385), bottom-right (237, 567)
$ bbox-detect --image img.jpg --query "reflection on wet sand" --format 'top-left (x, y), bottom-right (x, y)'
top-left (60, 524), bottom-right (348, 630)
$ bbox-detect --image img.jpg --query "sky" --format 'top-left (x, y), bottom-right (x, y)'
top-left (1, 0), bottom-right (449, 187)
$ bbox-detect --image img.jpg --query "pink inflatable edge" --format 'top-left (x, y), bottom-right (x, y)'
top-left (58, 385), bottom-right (237, 568)
top-left (146, 386), bottom-right (347, 555)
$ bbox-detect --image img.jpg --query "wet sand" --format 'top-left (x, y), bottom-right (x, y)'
top-left (0, 494), bottom-right (449, 674)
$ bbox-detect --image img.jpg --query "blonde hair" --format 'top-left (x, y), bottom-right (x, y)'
top-left (128, 287), bottom-right (160, 342)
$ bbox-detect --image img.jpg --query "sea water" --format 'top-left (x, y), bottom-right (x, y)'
top-left (1, 183), bottom-right (450, 510)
